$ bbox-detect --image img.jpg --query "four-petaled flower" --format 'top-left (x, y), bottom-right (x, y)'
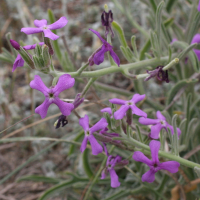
top-left (21, 17), bottom-right (68, 40)
top-left (139, 111), bottom-right (181, 139)
top-left (10, 40), bottom-right (44, 72)
top-left (133, 140), bottom-right (180, 183)
top-left (101, 155), bottom-right (128, 188)
top-left (88, 29), bottom-right (120, 66)
top-left (101, 10), bottom-right (114, 38)
top-left (144, 66), bottom-right (169, 83)
top-left (79, 115), bottom-right (108, 155)
top-left (109, 94), bottom-right (147, 120)
top-left (30, 74), bottom-right (75, 118)
top-left (191, 34), bottom-right (200, 61)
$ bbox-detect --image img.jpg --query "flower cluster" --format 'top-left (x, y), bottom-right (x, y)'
top-left (9, 6), bottom-right (184, 190)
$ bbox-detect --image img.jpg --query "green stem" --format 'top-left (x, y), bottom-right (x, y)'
top-left (52, 56), bottom-right (169, 78)
top-left (81, 77), bottom-right (98, 98)
top-left (128, 137), bottom-right (200, 169)
top-left (136, 58), bottom-right (179, 80)
top-left (77, 62), bottom-right (89, 75)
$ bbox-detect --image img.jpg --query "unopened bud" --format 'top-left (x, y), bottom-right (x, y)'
top-left (42, 45), bottom-right (51, 67)
top-left (35, 44), bottom-right (42, 56)
top-left (10, 39), bottom-right (20, 50)
top-left (73, 93), bottom-right (84, 109)
top-left (44, 37), bottom-right (54, 55)
top-left (19, 47), bottom-right (34, 69)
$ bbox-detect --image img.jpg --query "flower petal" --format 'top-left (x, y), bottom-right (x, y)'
top-left (48, 16), bottom-right (68, 30)
top-left (35, 98), bottom-right (51, 118)
top-left (113, 105), bottom-right (129, 120)
top-left (79, 115), bottom-right (89, 131)
top-left (52, 74), bottom-right (75, 96)
top-left (149, 140), bottom-right (160, 163)
top-left (80, 136), bottom-right (88, 153)
top-left (109, 49), bottom-right (120, 66)
top-left (109, 169), bottom-right (120, 188)
top-left (43, 29), bottom-right (59, 40)
top-left (53, 98), bottom-right (74, 116)
top-left (131, 105), bottom-right (147, 118)
top-left (101, 168), bottom-right (107, 179)
top-left (101, 107), bottom-right (112, 115)
top-left (30, 75), bottom-right (49, 96)
top-left (93, 45), bottom-right (107, 65)
top-left (142, 169), bottom-right (156, 183)
top-left (191, 33), bottom-right (200, 44)
top-left (89, 29), bottom-right (106, 43)
top-left (133, 151), bottom-right (152, 166)
top-left (109, 98), bottom-right (126, 105)
top-left (150, 123), bottom-right (163, 139)
top-left (88, 135), bottom-right (103, 155)
top-left (198, 0), bottom-right (200, 12)
top-left (139, 117), bottom-right (159, 125)
top-left (21, 27), bottom-right (42, 35)
top-left (12, 54), bottom-right (24, 72)
top-left (156, 111), bottom-right (166, 120)
top-left (23, 42), bottom-right (44, 50)
top-left (159, 161), bottom-right (180, 173)
top-left (90, 118), bottom-right (108, 134)
top-left (131, 94), bottom-right (146, 104)
top-left (34, 19), bottom-right (47, 27)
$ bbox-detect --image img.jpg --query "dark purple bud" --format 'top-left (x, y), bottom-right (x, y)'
top-left (157, 66), bottom-right (169, 83)
top-left (55, 115), bottom-right (68, 129)
top-left (126, 108), bottom-right (132, 125)
top-left (10, 39), bottom-right (20, 50)
top-left (145, 66), bottom-right (169, 83)
top-left (73, 93), bottom-right (84, 109)
top-left (101, 10), bottom-right (114, 37)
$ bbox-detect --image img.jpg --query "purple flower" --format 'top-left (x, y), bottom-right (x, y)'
top-left (79, 115), bottom-right (108, 155)
top-left (198, 0), bottom-right (200, 12)
top-left (101, 107), bottom-right (112, 115)
top-left (139, 111), bottom-right (181, 139)
top-left (133, 140), bottom-right (180, 183)
top-left (109, 94), bottom-right (147, 120)
top-left (10, 40), bottom-right (44, 72)
top-left (191, 34), bottom-right (200, 61)
top-left (30, 74), bottom-right (75, 118)
top-left (21, 17), bottom-right (68, 40)
top-left (88, 29), bottom-right (120, 66)
top-left (144, 66), bottom-right (169, 83)
top-left (101, 155), bottom-right (128, 188)
top-left (101, 10), bottom-right (114, 38)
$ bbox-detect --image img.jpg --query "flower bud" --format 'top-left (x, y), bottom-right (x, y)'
top-left (10, 39), bottom-right (20, 50)
top-left (44, 37), bottom-right (54, 55)
top-left (73, 93), bottom-right (84, 109)
top-left (42, 45), bottom-right (51, 67)
top-left (19, 47), bottom-right (34, 69)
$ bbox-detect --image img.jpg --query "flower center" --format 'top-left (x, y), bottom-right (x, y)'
top-left (49, 93), bottom-right (54, 98)
top-left (86, 130), bottom-right (90, 136)
top-left (153, 163), bottom-right (158, 168)
top-left (43, 26), bottom-right (48, 29)
top-left (126, 101), bottom-right (133, 106)
top-left (160, 120), bottom-right (166, 125)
